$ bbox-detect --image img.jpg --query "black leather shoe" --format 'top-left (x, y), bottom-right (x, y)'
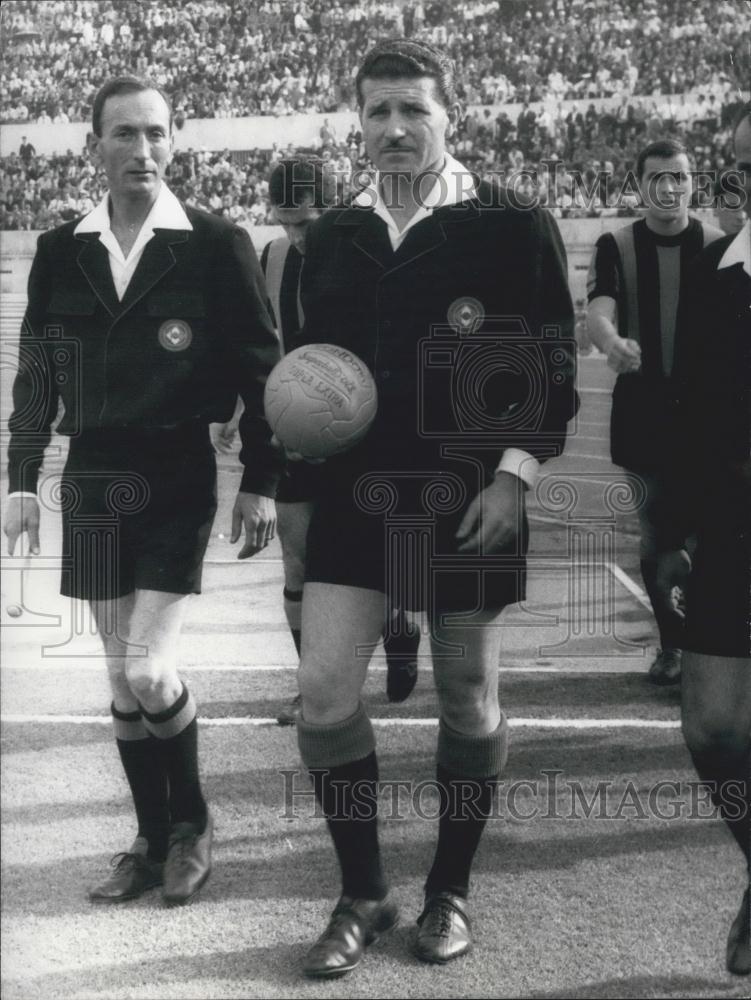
top-left (88, 837), bottom-right (163, 903)
top-left (414, 891), bottom-right (472, 964)
top-left (303, 895), bottom-right (399, 978)
top-left (163, 813), bottom-right (213, 905)
top-left (386, 659), bottom-right (419, 703)
top-left (277, 693), bottom-right (301, 726)
top-left (727, 887), bottom-right (751, 975)
top-left (648, 648), bottom-right (682, 686)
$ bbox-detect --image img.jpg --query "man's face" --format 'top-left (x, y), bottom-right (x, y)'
top-left (715, 202), bottom-right (746, 236)
top-left (273, 198), bottom-right (323, 255)
top-left (92, 89), bottom-right (172, 202)
top-left (359, 75), bottom-right (451, 179)
top-left (734, 118), bottom-right (751, 219)
top-left (638, 153), bottom-right (691, 224)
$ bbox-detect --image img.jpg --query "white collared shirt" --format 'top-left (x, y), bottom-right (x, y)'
top-left (718, 218), bottom-right (751, 278)
top-left (74, 183), bottom-right (192, 300)
top-left (353, 152), bottom-right (476, 251)
top-left (353, 154), bottom-right (539, 487)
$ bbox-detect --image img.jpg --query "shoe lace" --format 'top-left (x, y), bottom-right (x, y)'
top-left (419, 894), bottom-right (463, 937)
top-left (434, 899), bottom-right (454, 936)
top-left (168, 827), bottom-right (198, 866)
top-left (110, 852), bottom-right (149, 873)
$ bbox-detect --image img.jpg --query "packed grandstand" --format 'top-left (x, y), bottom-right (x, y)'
top-left (1, 0), bottom-right (749, 230)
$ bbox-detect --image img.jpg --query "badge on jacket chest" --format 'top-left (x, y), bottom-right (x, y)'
top-left (447, 296), bottom-right (484, 333)
top-left (158, 320), bottom-right (192, 351)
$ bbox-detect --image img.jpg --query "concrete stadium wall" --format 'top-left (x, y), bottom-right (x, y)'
top-left (4, 89), bottom-right (747, 157)
top-left (0, 217), bottom-right (633, 299)
top-left (0, 114), bottom-right (363, 157)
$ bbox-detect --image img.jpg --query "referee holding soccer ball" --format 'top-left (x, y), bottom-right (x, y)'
top-left (292, 39), bottom-right (577, 976)
top-left (5, 76), bottom-right (282, 906)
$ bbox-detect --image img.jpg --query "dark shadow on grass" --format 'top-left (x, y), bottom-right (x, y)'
top-left (0, 734), bottom-right (695, 825)
top-left (528, 973), bottom-right (748, 998)
top-left (1, 817), bottom-right (734, 917)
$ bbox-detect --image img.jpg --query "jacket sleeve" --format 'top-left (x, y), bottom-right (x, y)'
top-left (523, 205), bottom-right (579, 464)
top-left (212, 225), bottom-right (283, 496)
top-left (7, 232), bottom-right (58, 494)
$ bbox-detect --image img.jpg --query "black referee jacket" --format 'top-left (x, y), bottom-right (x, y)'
top-left (8, 206), bottom-right (283, 496)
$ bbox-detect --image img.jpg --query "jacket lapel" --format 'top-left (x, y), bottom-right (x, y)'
top-left (75, 234), bottom-right (120, 317)
top-left (349, 209), bottom-right (394, 270)
top-left (116, 229), bottom-right (189, 316)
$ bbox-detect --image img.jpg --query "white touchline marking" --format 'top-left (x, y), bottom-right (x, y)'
top-left (0, 714), bottom-right (680, 729)
top-left (0, 663), bottom-right (650, 675)
top-left (605, 561), bottom-right (652, 611)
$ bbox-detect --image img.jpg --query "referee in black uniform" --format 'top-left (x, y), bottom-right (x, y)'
top-left (5, 77), bottom-right (282, 905)
top-left (257, 157), bottom-right (421, 724)
top-left (657, 103), bottom-right (751, 977)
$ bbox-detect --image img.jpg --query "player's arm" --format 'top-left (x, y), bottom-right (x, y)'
top-left (5, 233), bottom-right (57, 556)
top-left (213, 225), bottom-right (284, 557)
top-left (586, 234), bottom-right (640, 372)
top-left (459, 208), bottom-right (577, 553)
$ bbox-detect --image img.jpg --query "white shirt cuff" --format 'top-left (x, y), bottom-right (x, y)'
top-left (494, 449), bottom-right (540, 489)
top-left (8, 492), bottom-right (37, 500)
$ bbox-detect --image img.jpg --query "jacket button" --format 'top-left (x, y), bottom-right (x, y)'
top-left (381, 370), bottom-right (390, 379)
top-left (382, 320), bottom-right (392, 331)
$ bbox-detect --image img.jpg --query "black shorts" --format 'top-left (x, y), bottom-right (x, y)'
top-left (275, 459), bottom-right (323, 504)
top-left (684, 527), bottom-right (751, 658)
top-left (304, 449), bottom-right (528, 614)
top-left (60, 428), bottom-right (217, 601)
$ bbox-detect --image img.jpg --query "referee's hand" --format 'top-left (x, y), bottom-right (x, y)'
top-left (231, 491), bottom-right (277, 558)
top-left (4, 496), bottom-right (41, 556)
top-left (606, 337), bottom-right (641, 374)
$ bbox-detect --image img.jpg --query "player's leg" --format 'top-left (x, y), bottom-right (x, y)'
top-left (682, 654), bottom-right (751, 974)
top-left (638, 474), bottom-right (684, 685)
top-left (414, 607), bottom-right (509, 963)
top-left (275, 498), bottom-right (420, 721)
top-left (88, 592), bottom-right (170, 902)
top-left (297, 581), bottom-right (397, 978)
top-left (122, 587), bottom-right (212, 905)
top-left (276, 499), bottom-right (313, 725)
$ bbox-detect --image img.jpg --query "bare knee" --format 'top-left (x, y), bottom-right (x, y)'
top-left (682, 709), bottom-right (750, 760)
top-left (124, 654), bottom-right (178, 704)
top-left (435, 666), bottom-right (499, 732)
top-left (298, 656), bottom-right (359, 723)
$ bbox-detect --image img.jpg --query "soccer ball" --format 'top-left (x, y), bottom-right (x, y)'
top-left (263, 344), bottom-right (378, 459)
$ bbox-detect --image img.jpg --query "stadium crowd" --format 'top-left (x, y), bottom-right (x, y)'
top-left (1, 92), bottom-right (742, 230)
top-left (1, 0), bottom-right (748, 123)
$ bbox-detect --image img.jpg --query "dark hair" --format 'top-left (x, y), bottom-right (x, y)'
top-left (635, 138), bottom-right (687, 180)
top-left (355, 38), bottom-right (456, 109)
top-left (732, 100), bottom-right (751, 138)
top-left (92, 76), bottom-right (172, 136)
top-left (268, 158), bottom-right (337, 209)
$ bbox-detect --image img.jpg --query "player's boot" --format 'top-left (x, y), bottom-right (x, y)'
top-left (727, 886), bottom-right (751, 975)
top-left (163, 812), bottom-right (213, 905)
top-left (385, 617), bottom-right (420, 703)
top-left (413, 891), bottom-right (472, 963)
top-left (303, 895), bottom-right (399, 978)
top-left (648, 648), bottom-right (682, 686)
top-left (277, 693), bottom-right (302, 726)
top-left (88, 837), bottom-right (163, 902)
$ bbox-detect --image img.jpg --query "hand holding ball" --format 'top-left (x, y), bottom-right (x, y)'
top-left (264, 344), bottom-right (377, 459)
